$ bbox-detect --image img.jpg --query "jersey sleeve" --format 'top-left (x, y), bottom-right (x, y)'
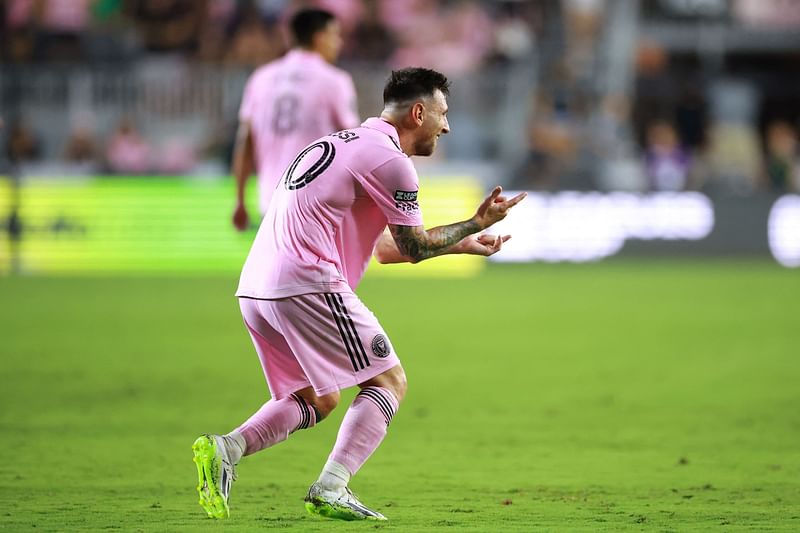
top-left (359, 156), bottom-right (423, 226)
top-left (330, 73), bottom-right (360, 130)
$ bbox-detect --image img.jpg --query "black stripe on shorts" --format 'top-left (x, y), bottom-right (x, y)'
top-left (333, 293), bottom-right (370, 369)
top-left (323, 293), bottom-right (370, 372)
top-left (323, 294), bottom-right (360, 371)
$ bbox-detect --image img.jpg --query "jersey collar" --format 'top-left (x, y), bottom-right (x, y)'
top-left (286, 48), bottom-right (324, 63)
top-left (361, 117), bottom-right (403, 153)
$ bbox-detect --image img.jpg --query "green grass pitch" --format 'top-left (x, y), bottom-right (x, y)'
top-left (1, 261), bottom-right (799, 531)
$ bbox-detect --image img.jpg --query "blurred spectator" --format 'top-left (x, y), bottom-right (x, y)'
top-left (511, 143), bottom-right (557, 191)
top-left (388, 0), bottom-right (493, 75)
top-left (562, 0), bottom-right (604, 82)
top-left (346, 0), bottom-right (394, 62)
top-left (63, 122), bottom-right (98, 164)
top-left (632, 41), bottom-right (675, 148)
top-left (194, 0), bottom-right (238, 63)
top-left (84, 0), bottom-right (133, 63)
top-left (591, 94), bottom-right (633, 156)
top-left (705, 122), bottom-right (762, 195)
top-left (674, 81), bottom-right (708, 151)
top-left (591, 93), bottom-right (646, 191)
top-left (62, 115), bottom-right (101, 174)
top-left (512, 109), bottom-right (578, 191)
top-left (207, 0), bottom-right (237, 23)
top-left (251, 0), bottom-right (289, 21)
top-left (705, 80), bottom-right (762, 195)
top-left (194, 23), bottom-right (227, 63)
top-left (644, 120), bottom-right (692, 191)
top-left (224, 8), bottom-right (284, 66)
top-left (106, 117), bottom-right (152, 174)
top-left (93, 0), bottom-right (124, 21)
top-left (764, 120), bottom-right (799, 192)
top-left (488, 1), bottom-right (536, 64)
top-left (201, 119), bottom-right (236, 170)
top-left (33, 0), bottom-right (92, 62)
top-left (445, 1), bottom-right (494, 66)
top-left (315, 0), bottom-right (363, 34)
top-left (5, 120), bottom-right (42, 164)
top-left (378, 0), bottom-right (436, 35)
top-left (735, 0), bottom-right (800, 28)
top-left (157, 139), bottom-right (197, 174)
top-left (3, 0), bottom-right (37, 62)
top-left (385, 1), bottom-right (444, 71)
top-left (127, 0), bottom-right (205, 53)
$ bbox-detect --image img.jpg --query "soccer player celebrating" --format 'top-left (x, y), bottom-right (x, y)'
top-left (232, 8), bottom-right (359, 230)
top-left (193, 68), bottom-right (526, 521)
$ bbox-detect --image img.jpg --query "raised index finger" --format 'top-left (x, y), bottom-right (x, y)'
top-left (502, 192), bottom-right (528, 209)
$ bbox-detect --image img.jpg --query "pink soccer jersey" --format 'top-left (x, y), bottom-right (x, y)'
top-left (236, 117), bottom-right (423, 299)
top-left (239, 49), bottom-right (359, 213)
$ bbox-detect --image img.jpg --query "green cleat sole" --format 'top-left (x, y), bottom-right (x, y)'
top-left (192, 435), bottom-right (230, 519)
top-left (305, 499), bottom-right (385, 521)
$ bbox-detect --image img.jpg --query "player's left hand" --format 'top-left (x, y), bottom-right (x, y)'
top-left (454, 233), bottom-right (511, 257)
top-left (233, 203), bottom-right (249, 232)
top-left (473, 186), bottom-right (527, 230)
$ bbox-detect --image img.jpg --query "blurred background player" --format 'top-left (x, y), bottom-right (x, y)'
top-left (231, 8), bottom-right (359, 231)
top-left (192, 68), bottom-right (526, 521)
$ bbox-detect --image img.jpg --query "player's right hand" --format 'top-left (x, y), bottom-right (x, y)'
top-left (453, 233), bottom-right (512, 257)
top-left (473, 186), bottom-right (526, 230)
top-left (233, 203), bottom-right (249, 231)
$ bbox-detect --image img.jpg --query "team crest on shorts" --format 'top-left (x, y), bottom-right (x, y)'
top-left (371, 334), bottom-right (390, 358)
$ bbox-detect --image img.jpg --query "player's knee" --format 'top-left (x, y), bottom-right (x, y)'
top-left (386, 367), bottom-right (408, 403)
top-left (398, 373), bottom-right (408, 402)
top-left (312, 391), bottom-right (340, 419)
top-left (359, 365), bottom-right (407, 403)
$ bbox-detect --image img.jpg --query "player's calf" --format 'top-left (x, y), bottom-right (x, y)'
top-left (236, 391), bottom-right (331, 456)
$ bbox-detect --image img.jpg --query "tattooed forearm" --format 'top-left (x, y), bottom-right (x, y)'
top-left (389, 219), bottom-right (481, 263)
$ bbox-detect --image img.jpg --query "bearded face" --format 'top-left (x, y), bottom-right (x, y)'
top-left (413, 89), bottom-right (450, 157)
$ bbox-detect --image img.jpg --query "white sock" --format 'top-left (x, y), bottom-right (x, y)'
top-left (223, 430), bottom-right (247, 465)
top-left (317, 459), bottom-right (351, 491)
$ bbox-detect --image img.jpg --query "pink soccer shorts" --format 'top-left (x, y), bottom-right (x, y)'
top-left (239, 292), bottom-right (401, 400)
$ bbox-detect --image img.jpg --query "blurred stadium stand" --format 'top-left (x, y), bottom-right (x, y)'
top-left (2, 0), bottom-right (800, 272)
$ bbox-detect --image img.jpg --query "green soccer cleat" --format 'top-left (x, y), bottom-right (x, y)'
top-left (304, 482), bottom-right (387, 521)
top-left (192, 434), bottom-right (236, 519)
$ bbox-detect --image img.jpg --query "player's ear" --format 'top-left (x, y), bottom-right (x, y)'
top-left (411, 101), bottom-right (425, 126)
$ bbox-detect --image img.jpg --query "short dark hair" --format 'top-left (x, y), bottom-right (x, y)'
top-left (290, 9), bottom-right (336, 47)
top-left (383, 68), bottom-right (451, 106)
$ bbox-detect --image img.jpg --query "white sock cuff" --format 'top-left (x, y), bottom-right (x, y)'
top-left (225, 430), bottom-right (247, 462)
top-left (318, 459), bottom-right (351, 490)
